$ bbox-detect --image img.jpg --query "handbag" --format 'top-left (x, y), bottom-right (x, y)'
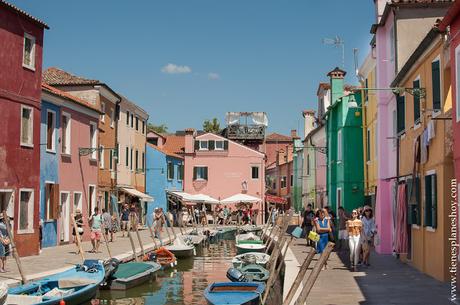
top-left (1, 236), bottom-right (10, 246)
top-left (308, 231), bottom-right (320, 242)
top-left (291, 226), bottom-right (303, 239)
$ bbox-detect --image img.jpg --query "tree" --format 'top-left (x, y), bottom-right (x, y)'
top-left (203, 118), bottom-right (221, 134)
top-left (147, 123), bottom-right (168, 134)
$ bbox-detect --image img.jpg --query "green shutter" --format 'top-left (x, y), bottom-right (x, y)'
top-left (209, 140), bottom-right (215, 150)
top-left (431, 61), bottom-right (441, 111)
top-left (109, 149), bottom-right (113, 169)
top-left (193, 167), bottom-right (197, 180)
top-left (416, 177), bottom-right (421, 225)
top-left (224, 140), bottom-right (229, 150)
top-left (413, 79), bottom-right (420, 123)
top-left (397, 95), bottom-right (405, 133)
top-left (194, 140), bottom-right (200, 150)
top-left (424, 175), bottom-right (432, 227)
top-left (204, 167), bottom-right (208, 180)
top-left (432, 174), bottom-right (437, 228)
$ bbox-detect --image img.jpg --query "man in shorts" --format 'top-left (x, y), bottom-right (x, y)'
top-left (121, 204), bottom-right (130, 237)
top-left (89, 207), bottom-right (102, 253)
top-left (337, 206), bottom-right (349, 251)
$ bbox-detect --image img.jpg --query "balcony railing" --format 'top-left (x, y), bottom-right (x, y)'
top-left (225, 124), bottom-right (265, 140)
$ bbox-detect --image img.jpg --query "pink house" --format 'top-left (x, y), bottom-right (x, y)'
top-left (183, 129), bottom-right (266, 223)
top-left (42, 84), bottom-right (100, 243)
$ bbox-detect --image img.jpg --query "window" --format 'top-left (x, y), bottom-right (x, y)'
top-left (407, 177), bottom-right (421, 226)
top-left (397, 95), bottom-right (406, 134)
top-left (167, 162), bottom-right (174, 180)
top-left (99, 146), bottom-right (104, 169)
top-left (273, 181), bottom-right (277, 189)
top-left (413, 79), bottom-right (421, 124)
top-left (74, 192), bottom-right (82, 212)
top-left (100, 102), bottom-right (106, 123)
top-left (199, 140), bottom-right (208, 150)
top-left (46, 110), bottom-right (56, 152)
top-left (18, 189), bottom-right (34, 233)
top-left (135, 117), bottom-right (139, 131)
top-left (336, 188), bottom-right (342, 216)
top-left (251, 166), bottom-right (259, 179)
top-left (130, 148), bottom-right (133, 171)
top-left (424, 173), bottom-right (437, 228)
top-left (215, 140), bottom-right (224, 150)
top-left (130, 114), bottom-right (134, 128)
top-left (125, 146), bottom-right (129, 167)
top-left (142, 121), bottom-right (145, 134)
top-left (193, 166), bottom-right (208, 180)
top-left (337, 129), bottom-right (342, 161)
top-left (281, 176), bottom-right (287, 188)
top-left (374, 127), bottom-right (378, 159)
top-left (45, 183), bottom-right (58, 221)
top-left (178, 163), bottom-right (184, 181)
top-left (365, 78), bottom-right (369, 103)
top-left (89, 122), bottom-right (97, 160)
top-left (366, 129), bottom-right (371, 162)
top-left (61, 113), bottom-right (71, 155)
top-left (307, 154), bottom-right (310, 176)
top-left (109, 149), bottom-right (113, 171)
top-left (142, 152), bottom-right (145, 171)
top-left (126, 111), bottom-right (130, 125)
top-left (135, 150), bottom-right (139, 171)
top-left (22, 33), bottom-right (35, 70)
top-left (290, 174), bottom-right (293, 187)
top-left (20, 105), bottom-right (33, 146)
top-left (88, 185), bottom-right (96, 215)
top-left (431, 59), bottom-right (441, 112)
top-left (110, 107), bottom-right (115, 128)
top-left (456, 45), bottom-right (460, 122)
top-left (116, 144), bottom-right (120, 164)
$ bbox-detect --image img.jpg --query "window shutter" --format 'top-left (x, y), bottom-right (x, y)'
top-left (413, 79), bottom-right (420, 123)
top-left (431, 61), bottom-right (441, 111)
top-left (53, 184), bottom-right (60, 220)
top-left (209, 140), bottom-right (215, 150)
top-left (415, 177), bottom-right (421, 225)
top-left (406, 179), bottom-right (415, 225)
top-left (194, 140), bottom-right (200, 151)
top-left (224, 140), bottom-right (229, 150)
top-left (432, 174), bottom-right (437, 228)
top-left (193, 167), bottom-right (197, 180)
top-left (204, 167), bottom-right (208, 180)
top-left (424, 175), bottom-right (432, 227)
top-left (397, 95), bottom-right (405, 133)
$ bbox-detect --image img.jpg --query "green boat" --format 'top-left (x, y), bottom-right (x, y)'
top-left (105, 261), bottom-right (161, 290)
top-left (239, 264), bottom-right (270, 282)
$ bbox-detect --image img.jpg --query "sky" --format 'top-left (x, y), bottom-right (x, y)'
top-left (11, 0), bottom-right (375, 137)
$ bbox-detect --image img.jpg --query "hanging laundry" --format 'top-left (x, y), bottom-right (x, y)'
top-left (421, 129), bottom-right (428, 164)
top-left (427, 120), bottom-right (436, 143)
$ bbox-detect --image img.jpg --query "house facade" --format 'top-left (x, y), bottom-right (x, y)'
top-left (266, 145), bottom-right (294, 211)
top-left (0, 1), bottom-right (48, 256)
top-left (183, 130), bottom-right (265, 223)
top-left (301, 110), bottom-right (317, 209)
top-left (325, 68), bottom-right (364, 217)
top-left (292, 136), bottom-right (303, 212)
top-left (262, 132), bottom-right (293, 166)
top-left (391, 29), bottom-right (454, 281)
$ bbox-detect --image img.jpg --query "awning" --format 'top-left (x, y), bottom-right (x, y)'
top-left (121, 187), bottom-right (154, 202)
top-left (168, 191), bottom-right (219, 204)
top-left (220, 193), bottom-right (261, 204)
top-left (265, 194), bottom-right (287, 205)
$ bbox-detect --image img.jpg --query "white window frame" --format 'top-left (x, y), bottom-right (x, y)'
top-left (215, 140), bottom-right (224, 150)
top-left (73, 191), bottom-right (83, 212)
top-left (99, 145), bottom-right (104, 169)
top-left (100, 102), bottom-right (106, 123)
top-left (195, 166), bottom-right (207, 181)
top-left (89, 122), bottom-right (97, 160)
top-left (17, 188), bottom-right (34, 234)
top-left (337, 129), bottom-right (342, 162)
top-left (251, 166), bottom-right (259, 180)
top-left (110, 107), bottom-right (115, 128)
top-left (22, 33), bottom-right (36, 71)
top-left (20, 105), bottom-right (34, 147)
top-left (46, 109), bottom-right (56, 153)
top-left (455, 44), bottom-right (460, 122)
top-left (88, 184), bottom-right (96, 216)
top-left (61, 112), bottom-right (71, 155)
top-left (200, 140), bottom-right (209, 150)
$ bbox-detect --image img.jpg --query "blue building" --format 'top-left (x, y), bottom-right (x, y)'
top-left (39, 100), bottom-right (61, 248)
top-left (145, 143), bottom-right (184, 225)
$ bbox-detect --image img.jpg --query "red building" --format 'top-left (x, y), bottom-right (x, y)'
top-left (0, 1), bottom-right (48, 256)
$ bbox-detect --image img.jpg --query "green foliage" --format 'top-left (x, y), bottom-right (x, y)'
top-left (203, 118), bottom-right (221, 133)
top-left (147, 123), bottom-right (168, 134)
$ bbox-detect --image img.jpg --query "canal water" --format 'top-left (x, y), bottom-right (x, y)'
top-left (92, 238), bottom-right (237, 305)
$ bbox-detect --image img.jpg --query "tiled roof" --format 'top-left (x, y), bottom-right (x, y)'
top-left (0, 0), bottom-right (49, 29)
top-left (43, 67), bottom-right (100, 86)
top-left (163, 135), bottom-right (185, 155)
top-left (42, 83), bottom-right (100, 113)
top-left (265, 133), bottom-right (292, 142)
top-left (147, 143), bottom-right (183, 159)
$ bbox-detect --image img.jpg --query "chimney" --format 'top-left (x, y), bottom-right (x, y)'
top-left (184, 128), bottom-right (196, 154)
top-left (302, 110), bottom-right (316, 138)
top-left (328, 67), bottom-right (346, 106)
top-left (290, 129), bottom-right (299, 139)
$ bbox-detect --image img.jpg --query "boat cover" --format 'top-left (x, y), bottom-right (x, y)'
top-left (114, 263), bottom-right (155, 279)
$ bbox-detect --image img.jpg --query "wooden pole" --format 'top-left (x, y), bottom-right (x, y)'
top-left (264, 226), bottom-right (279, 254)
top-left (127, 229), bottom-right (138, 261)
top-left (262, 208), bottom-right (274, 238)
top-left (70, 213), bottom-right (85, 263)
top-left (163, 214), bottom-right (172, 245)
top-left (3, 211), bottom-right (26, 284)
top-left (165, 212), bottom-right (178, 242)
top-left (147, 223), bottom-right (159, 250)
top-left (100, 223), bottom-right (112, 259)
top-left (134, 223), bottom-right (145, 257)
top-left (282, 248), bottom-right (316, 305)
top-left (294, 243), bottom-right (335, 305)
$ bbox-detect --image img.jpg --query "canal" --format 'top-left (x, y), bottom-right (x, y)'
top-left (92, 238), bottom-right (237, 305)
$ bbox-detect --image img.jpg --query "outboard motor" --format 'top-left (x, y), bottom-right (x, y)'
top-left (226, 268), bottom-right (248, 282)
top-left (101, 258), bottom-right (121, 287)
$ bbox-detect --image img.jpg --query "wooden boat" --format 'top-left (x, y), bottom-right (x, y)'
top-left (239, 264), bottom-right (270, 282)
top-left (6, 259), bottom-right (105, 305)
top-left (238, 225), bottom-right (263, 234)
top-left (166, 237), bottom-right (195, 258)
top-left (204, 282), bottom-right (265, 305)
top-left (105, 261), bottom-right (161, 290)
top-left (236, 243), bottom-right (266, 254)
top-left (154, 247), bottom-right (177, 268)
top-left (236, 233), bottom-right (261, 243)
top-left (232, 253), bottom-right (270, 269)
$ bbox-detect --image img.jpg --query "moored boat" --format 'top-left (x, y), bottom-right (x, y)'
top-left (238, 225), bottom-right (263, 234)
top-left (105, 261), bottom-right (161, 291)
top-left (166, 237), bottom-right (196, 258)
top-left (236, 243), bottom-right (266, 254)
top-left (204, 282), bottom-right (265, 305)
top-left (7, 259), bottom-right (105, 305)
top-left (232, 253), bottom-right (270, 269)
top-left (154, 247), bottom-right (177, 268)
top-left (236, 233), bottom-right (261, 243)
top-left (238, 264), bottom-right (269, 282)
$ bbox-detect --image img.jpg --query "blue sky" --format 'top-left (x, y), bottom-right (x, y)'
top-left (12, 0), bottom-right (375, 137)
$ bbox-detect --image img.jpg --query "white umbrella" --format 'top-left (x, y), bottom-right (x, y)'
top-left (220, 194), bottom-right (261, 204)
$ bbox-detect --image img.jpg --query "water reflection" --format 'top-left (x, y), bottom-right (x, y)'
top-left (94, 239), bottom-right (237, 305)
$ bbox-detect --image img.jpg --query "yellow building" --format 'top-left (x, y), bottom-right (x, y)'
top-left (391, 28), bottom-right (454, 281)
top-left (359, 44), bottom-right (378, 206)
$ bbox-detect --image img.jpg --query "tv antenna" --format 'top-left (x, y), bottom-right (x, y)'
top-left (322, 35), bottom-right (345, 69)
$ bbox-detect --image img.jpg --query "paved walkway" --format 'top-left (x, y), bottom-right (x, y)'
top-left (0, 227), bottom-right (189, 286)
top-left (289, 238), bottom-right (453, 305)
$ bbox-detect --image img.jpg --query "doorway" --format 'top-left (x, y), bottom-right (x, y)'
top-left (60, 192), bottom-right (70, 243)
top-left (0, 191), bottom-right (14, 229)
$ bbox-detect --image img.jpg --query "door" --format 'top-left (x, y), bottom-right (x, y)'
top-left (60, 192), bottom-right (70, 243)
top-left (0, 191), bottom-right (14, 229)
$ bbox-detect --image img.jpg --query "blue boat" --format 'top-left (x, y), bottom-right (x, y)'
top-left (7, 259), bottom-right (105, 305)
top-left (204, 282), bottom-right (265, 305)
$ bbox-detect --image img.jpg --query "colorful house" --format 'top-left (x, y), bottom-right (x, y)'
top-left (145, 143), bottom-right (184, 224)
top-left (390, 27), bottom-right (454, 281)
top-left (371, 0), bottom-right (451, 254)
top-left (43, 68), bottom-right (121, 214)
top-left (291, 134), bottom-right (303, 212)
top-left (0, 1), bottom-right (48, 256)
top-left (262, 132), bottom-right (293, 166)
top-left (40, 84), bottom-right (100, 246)
top-left (266, 144), bottom-right (294, 211)
top-left (325, 68), bottom-right (364, 217)
top-left (301, 110), bottom-right (317, 209)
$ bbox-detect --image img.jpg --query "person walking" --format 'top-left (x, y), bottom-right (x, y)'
top-left (361, 207), bottom-right (377, 266)
top-left (129, 203), bottom-right (137, 232)
top-left (337, 207), bottom-right (349, 251)
top-left (314, 208), bottom-right (331, 269)
top-left (347, 209), bottom-right (363, 271)
top-left (0, 216), bottom-right (10, 273)
top-left (153, 208), bottom-right (164, 245)
top-left (72, 209), bottom-right (84, 253)
top-left (102, 208), bottom-right (113, 242)
top-left (302, 204), bottom-right (315, 246)
top-left (89, 207), bottom-right (102, 253)
top-left (120, 204), bottom-right (130, 237)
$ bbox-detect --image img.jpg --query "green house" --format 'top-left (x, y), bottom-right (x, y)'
top-left (325, 67), bottom-right (364, 216)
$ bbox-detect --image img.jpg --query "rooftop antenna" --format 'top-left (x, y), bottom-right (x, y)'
top-left (322, 35), bottom-right (345, 69)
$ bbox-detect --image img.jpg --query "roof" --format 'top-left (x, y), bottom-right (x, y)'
top-left (163, 135), bottom-right (186, 155)
top-left (41, 83), bottom-right (101, 113)
top-left (147, 142), bottom-right (183, 159)
top-left (265, 133), bottom-right (292, 142)
top-left (0, 0), bottom-right (49, 29)
top-left (147, 131), bottom-right (166, 140)
top-left (43, 67), bottom-right (100, 86)
top-left (390, 27), bottom-right (441, 87)
top-left (438, 0), bottom-right (460, 30)
top-left (119, 94), bottom-right (149, 119)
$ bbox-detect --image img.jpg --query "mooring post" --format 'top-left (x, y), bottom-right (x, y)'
top-left (3, 211), bottom-right (26, 284)
top-left (147, 223), bottom-right (159, 250)
top-left (165, 212), bottom-right (178, 242)
top-left (100, 223), bottom-right (112, 259)
top-left (282, 248), bottom-right (316, 305)
top-left (134, 223), bottom-right (146, 257)
top-left (127, 229), bottom-right (138, 261)
top-left (294, 242), bottom-right (335, 305)
top-left (262, 208), bottom-right (274, 239)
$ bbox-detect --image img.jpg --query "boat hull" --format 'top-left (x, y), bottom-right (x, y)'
top-left (236, 244), bottom-right (266, 254)
top-left (232, 253), bottom-right (270, 269)
top-left (108, 262), bottom-right (161, 291)
top-left (167, 247), bottom-right (195, 258)
top-left (204, 282), bottom-right (265, 305)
